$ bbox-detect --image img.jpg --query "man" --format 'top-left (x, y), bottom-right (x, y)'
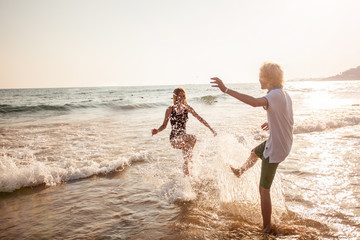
top-left (210, 62), bottom-right (293, 233)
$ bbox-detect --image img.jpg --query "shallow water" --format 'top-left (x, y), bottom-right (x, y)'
top-left (1, 81), bottom-right (360, 239)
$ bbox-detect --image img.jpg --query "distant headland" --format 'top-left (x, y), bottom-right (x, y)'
top-left (292, 65), bottom-right (360, 81)
top-left (325, 65), bottom-right (360, 80)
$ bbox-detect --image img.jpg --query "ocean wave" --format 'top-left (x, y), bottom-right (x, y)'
top-left (0, 104), bottom-right (71, 113)
top-left (294, 116), bottom-right (360, 134)
top-left (110, 102), bottom-right (167, 110)
top-left (0, 102), bottom-right (168, 114)
top-left (199, 95), bottom-right (218, 105)
top-left (190, 94), bottom-right (223, 105)
top-left (0, 151), bottom-right (149, 193)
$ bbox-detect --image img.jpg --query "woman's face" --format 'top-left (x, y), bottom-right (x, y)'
top-left (176, 91), bottom-right (185, 104)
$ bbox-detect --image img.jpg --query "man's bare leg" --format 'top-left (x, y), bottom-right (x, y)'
top-left (230, 150), bottom-right (259, 177)
top-left (259, 185), bottom-right (272, 233)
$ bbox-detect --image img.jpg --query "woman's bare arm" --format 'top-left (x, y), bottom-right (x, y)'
top-left (152, 107), bottom-right (171, 135)
top-left (187, 105), bottom-right (217, 136)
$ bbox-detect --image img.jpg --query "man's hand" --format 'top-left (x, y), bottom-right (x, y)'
top-left (261, 122), bottom-right (269, 131)
top-left (210, 77), bottom-right (227, 93)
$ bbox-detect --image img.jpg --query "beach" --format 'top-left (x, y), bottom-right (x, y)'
top-left (1, 81), bottom-right (360, 239)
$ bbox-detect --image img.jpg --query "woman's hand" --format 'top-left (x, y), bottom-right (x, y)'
top-left (151, 129), bottom-right (158, 136)
top-left (210, 77), bottom-right (227, 93)
top-left (261, 122), bottom-right (269, 131)
top-left (212, 129), bottom-right (217, 137)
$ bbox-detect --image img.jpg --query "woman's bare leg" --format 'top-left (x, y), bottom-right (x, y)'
top-left (171, 134), bottom-right (197, 175)
top-left (181, 134), bottom-right (196, 175)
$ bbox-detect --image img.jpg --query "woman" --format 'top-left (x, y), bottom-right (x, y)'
top-left (152, 87), bottom-right (217, 175)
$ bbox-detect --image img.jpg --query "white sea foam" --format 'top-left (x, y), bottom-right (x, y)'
top-left (293, 115), bottom-right (360, 134)
top-left (0, 151), bottom-right (147, 192)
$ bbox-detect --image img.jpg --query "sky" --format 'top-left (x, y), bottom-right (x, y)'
top-left (1, 0), bottom-right (360, 89)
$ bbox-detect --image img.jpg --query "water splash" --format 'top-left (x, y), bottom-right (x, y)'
top-left (160, 177), bottom-right (196, 203)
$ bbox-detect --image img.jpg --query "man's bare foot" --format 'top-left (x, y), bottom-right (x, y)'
top-left (230, 166), bottom-right (241, 177)
top-left (262, 224), bottom-right (272, 234)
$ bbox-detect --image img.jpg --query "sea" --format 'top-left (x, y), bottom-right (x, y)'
top-left (0, 80), bottom-right (359, 239)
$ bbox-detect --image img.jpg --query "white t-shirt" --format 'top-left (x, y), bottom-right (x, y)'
top-left (263, 88), bottom-right (294, 163)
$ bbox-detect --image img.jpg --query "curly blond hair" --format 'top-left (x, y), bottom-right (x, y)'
top-left (259, 62), bottom-right (284, 88)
